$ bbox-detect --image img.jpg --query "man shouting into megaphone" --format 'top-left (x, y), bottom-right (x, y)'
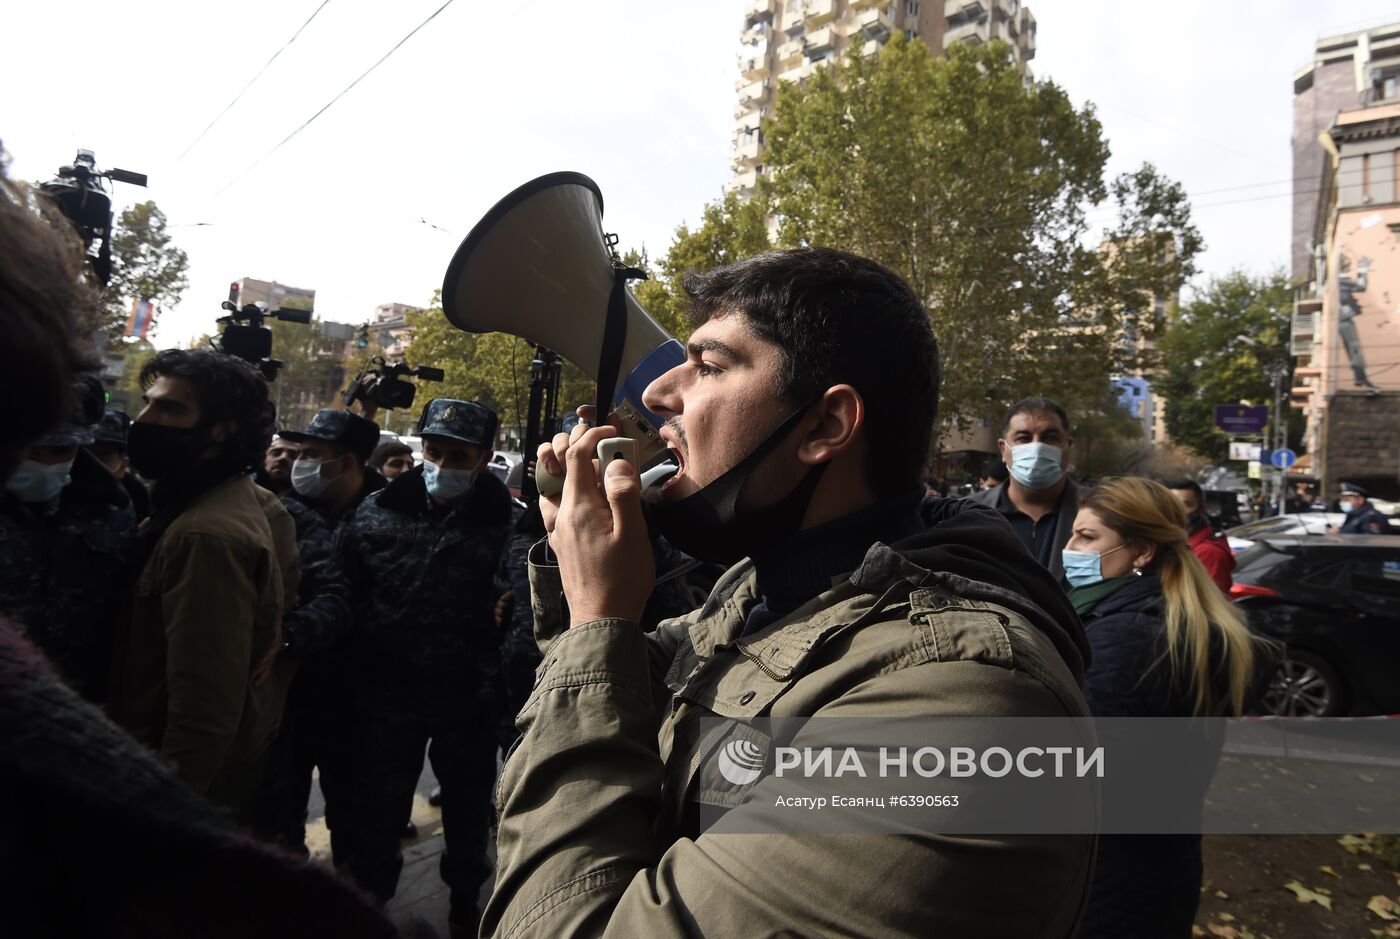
top-left (485, 248), bottom-right (1095, 938)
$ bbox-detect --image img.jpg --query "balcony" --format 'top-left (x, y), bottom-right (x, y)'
top-left (729, 168), bottom-right (759, 192)
top-left (944, 0), bottom-right (987, 22)
top-left (804, 25), bottom-right (835, 58)
top-left (735, 109), bottom-right (762, 134)
top-left (856, 7), bottom-right (893, 41)
top-left (744, 0), bottom-right (776, 24)
top-left (804, 0), bottom-right (835, 27)
top-left (733, 137), bottom-right (762, 166)
top-left (739, 52), bottom-right (769, 79)
top-left (777, 59), bottom-right (814, 84)
top-left (945, 18), bottom-right (991, 46)
top-left (777, 37), bottom-right (805, 68)
top-left (1290, 334), bottom-right (1316, 356)
top-left (859, 37), bottom-right (886, 57)
top-left (850, 0), bottom-right (881, 8)
top-left (1292, 307), bottom-right (1318, 335)
top-left (737, 79), bottom-right (768, 106)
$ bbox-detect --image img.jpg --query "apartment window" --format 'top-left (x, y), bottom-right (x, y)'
top-left (906, 0), bottom-right (920, 14)
top-left (1363, 152), bottom-right (1372, 201)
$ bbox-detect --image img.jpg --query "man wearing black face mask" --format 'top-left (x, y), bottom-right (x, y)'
top-left (482, 249), bottom-right (1096, 938)
top-left (109, 349), bottom-right (295, 822)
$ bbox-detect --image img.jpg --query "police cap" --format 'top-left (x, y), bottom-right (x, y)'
top-left (280, 409), bottom-right (381, 463)
top-left (416, 398), bottom-right (497, 447)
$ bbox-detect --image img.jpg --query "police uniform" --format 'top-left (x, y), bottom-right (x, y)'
top-left (90, 409), bottom-right (150, 522)
top-left (332, 400), bottom-right (511, 927)
top-left (0, 415), bottom-right (135, 703)
top-left (254, 409), bottom-right (385, 854)
top-left (1339, 482), bottom-right (1394, 535)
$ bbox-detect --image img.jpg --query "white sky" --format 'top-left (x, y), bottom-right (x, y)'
top-left (3, 0), bottom-right (1397, 347)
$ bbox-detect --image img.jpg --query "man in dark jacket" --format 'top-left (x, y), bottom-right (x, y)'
top-left (1167, 479), bottom-right (1234, 592)
top-left (0, 411), bottom-right (135, 702)
top-left (255, 408), bottom-right (385, 854)
top-left (334, 398), bottom-right (512, 936)
top-left (88, 408), bottom-right (151, 522)
top-left (970, 396), bottom-right (1081, 583)
top-left (1338, 482), bottom-right (1394, 535)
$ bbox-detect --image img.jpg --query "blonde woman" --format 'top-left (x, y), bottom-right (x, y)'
top-left (1064, 476), bottom-right (1258, 938)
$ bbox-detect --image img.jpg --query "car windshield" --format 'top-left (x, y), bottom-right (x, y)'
top-left (1233, 542), bottom-right (1294, 583)
top-left (1228, 518), bottom-right (1292, 538)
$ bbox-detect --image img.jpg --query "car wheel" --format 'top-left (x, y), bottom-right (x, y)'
top-left (1260, 650), bottom-right (1345, 717)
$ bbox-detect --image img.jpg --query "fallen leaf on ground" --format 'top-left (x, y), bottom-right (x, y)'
top-left (1205, 924), bottom-right (1239, 938)
top-left (1215, 889), bottom-right (1231, 899)
top-left (1340, 834), bottom-right (1376, 855)
top-left (1360, 863), bottom-right (1373, 871)
top-left (1369, 896), bottom-right (1400, 922)
top-left (1217, 912), bottom-right (1236, 922)
top-left (1192, 927), bottom-right (1206, 939)
top-left (1284, 881), bottom-right (1334, 910)
top-left (1320, 865), bottom-right (1341, 878)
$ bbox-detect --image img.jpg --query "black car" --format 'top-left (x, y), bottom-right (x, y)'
top-left (1230, 534), bottom-right (1400, 716)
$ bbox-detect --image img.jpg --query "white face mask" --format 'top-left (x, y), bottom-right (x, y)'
top-left (422, 460), bottom-right (476, 501)
top-left (1008, 442), bottom-right (1064, 490)
top-left (6, 459), bottom-right (74, 504)
top-left (290, 457), bottom-right (341, 500)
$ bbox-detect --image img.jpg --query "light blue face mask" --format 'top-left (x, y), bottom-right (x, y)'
top-left (422, 460), bottom-right (476, 501)
top-left (1062, 544), bottom-right (1127, 589)
top-left (1008, 442), bottom-right (1064, 490)
top-left (5, 459), bottom-right (74, 504)
top-left (291, 458), bottom-right (341, 501)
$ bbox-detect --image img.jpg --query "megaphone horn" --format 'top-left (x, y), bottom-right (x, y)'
top-left (441, 172), bottom-right (684, 485)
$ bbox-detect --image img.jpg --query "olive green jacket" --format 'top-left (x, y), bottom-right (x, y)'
top-left (486, 505), bottom-right (1095, 939)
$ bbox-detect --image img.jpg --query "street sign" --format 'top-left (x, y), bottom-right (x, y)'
top-left (1228, 441), bottom-right (1262, 462)
top-left (1271, 448), bottom-right (1297, 470)
top-left (1247, 460), bottom-right (1262, 480)
top-left (1215, 405), bottom-right (1270, 435)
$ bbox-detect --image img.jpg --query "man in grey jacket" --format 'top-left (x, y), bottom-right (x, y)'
top-left (488, 248), bottom-right (1095, 938)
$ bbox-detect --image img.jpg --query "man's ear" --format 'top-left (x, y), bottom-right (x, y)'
top-left (798, 385), bottom-right (863, 466)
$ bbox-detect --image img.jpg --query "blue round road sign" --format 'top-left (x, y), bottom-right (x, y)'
top-left (1270, 448), bottom-right (1297, 469)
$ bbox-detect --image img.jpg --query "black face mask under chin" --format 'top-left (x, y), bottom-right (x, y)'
top-left (646, 405), bottom-right (828, 565)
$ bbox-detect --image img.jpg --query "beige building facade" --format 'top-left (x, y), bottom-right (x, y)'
top-left (1292, 101), bottom-right (1400, 500)
top-left (731, 0), bottom-right (1037, 194)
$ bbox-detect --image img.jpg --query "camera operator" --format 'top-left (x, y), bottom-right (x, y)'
top-left (0, 150), bottom-right (393, 937)
top-left (89, 408), bottom-right (151, 522)
top-left (0, 403), bottom-right (135, 703)
top-left (108, 349), bottom-right (298, 822)
top-left (334, 398), bottom-right (511, 937)
top-left (254, 408), bottom-right (385, 855)
top-left (486, 248), bottom-right (1094, 938)
top-left (258, 433), bottom-right (300, 496)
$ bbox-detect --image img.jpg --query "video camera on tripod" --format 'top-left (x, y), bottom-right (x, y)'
top-left (216, 293), bottom-right (311, 381)
top-left (343, 356), bottom-right (444, 411)
top-left (38, 149), bottom-right (147, 287)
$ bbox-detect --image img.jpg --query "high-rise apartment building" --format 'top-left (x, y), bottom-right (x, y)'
top-left (1291, 22), bottom-right (1400, 283)
top-left (730, 0), bottom-right (1037, 194)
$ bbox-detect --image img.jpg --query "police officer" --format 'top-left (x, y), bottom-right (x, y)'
top-left (88, 409), bottom-right (150, 522)
top-left (0, 408), bottom-right (135, 702)
top-left (334, 399), bottom-right (511, 937)
top-left (1338, 482), bottom-right (1394, 534)
top-left (254, 408), bottom-right (385, 854)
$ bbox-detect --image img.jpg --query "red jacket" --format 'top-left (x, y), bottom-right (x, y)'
top-left (1188, 521), bottom-right (1234, 592)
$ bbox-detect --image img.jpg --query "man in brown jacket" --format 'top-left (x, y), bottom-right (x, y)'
top-left (111, 349), bottom-right (296, 821)
top-left (485, 249), bottom-right (1096, 937)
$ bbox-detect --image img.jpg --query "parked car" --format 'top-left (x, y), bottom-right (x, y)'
top-left (487, 451), bottom-right (524, 499)
top-left (1224, 513), bottom-right (1347, 553)
top-left (399, 434), bottom-right (423, 466)
top-left (1230, 534), bottom-right (1400, 716)
top-left (377, 430), bottom-right (400, 445)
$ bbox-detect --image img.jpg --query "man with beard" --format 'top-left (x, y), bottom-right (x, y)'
top-left (484, 248), bottom-right (1095, 938)
top-left (258, 434), bottom-right (300, 496)
top-left (109, 349), bottom-right (295, 821)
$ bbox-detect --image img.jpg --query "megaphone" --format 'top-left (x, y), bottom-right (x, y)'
top-left (442, 172), bottom-right (684, 494)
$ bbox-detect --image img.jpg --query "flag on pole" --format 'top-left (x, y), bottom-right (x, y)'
top-left (126, 298), bottom-right (155, 340)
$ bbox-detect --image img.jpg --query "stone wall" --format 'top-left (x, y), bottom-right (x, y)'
top-left (1320, 390), bottom-right (1400, 499)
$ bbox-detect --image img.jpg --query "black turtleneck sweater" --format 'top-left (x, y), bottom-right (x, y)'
top-left (741, 489), bottom-right (927, 637)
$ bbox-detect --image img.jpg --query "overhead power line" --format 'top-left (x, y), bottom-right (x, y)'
top-left (213, 0), bottom-right (460, 197)
top-left (173, 0), bottom-right (334, 164)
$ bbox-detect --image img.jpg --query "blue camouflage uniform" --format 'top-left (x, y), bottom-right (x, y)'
top-left (331, 400), bottom-right (511, 926)
top-left (0, 422), bottom-right (134, 703)
top-left (1339, 483), bottom-right (1395, 535)
top-left (254, 409), bottom-right (385, 854)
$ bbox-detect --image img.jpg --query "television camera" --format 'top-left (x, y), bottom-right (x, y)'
top-left (343, 356), bottom-right (444, 411)
top-left (38, 149), bottom-right (147, 287)
top-left (216, 295), bottom-right (311, 381)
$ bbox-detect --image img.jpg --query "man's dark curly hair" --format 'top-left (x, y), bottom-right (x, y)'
top-left (139, 349), bottom-right (274, 471)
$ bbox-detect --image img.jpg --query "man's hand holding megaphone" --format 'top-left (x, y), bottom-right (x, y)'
top-left (538, 405), bottom-right (656, 628)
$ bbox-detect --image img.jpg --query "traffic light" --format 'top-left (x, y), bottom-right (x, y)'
top-left (228, 281), bottom-right (240, 305)
top-left (356, 324), bottom-right (370, 349)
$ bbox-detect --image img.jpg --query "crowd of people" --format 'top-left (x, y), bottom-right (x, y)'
top-left (0, 150), bottom-right (1375, 938)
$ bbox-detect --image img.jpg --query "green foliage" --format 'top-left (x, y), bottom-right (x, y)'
top-left (1157, 270), bottom-right (1298, 462)
top-left (403, 292), bottom-right (594, 448)
top-left (749, 37), bottom-right (1198, 437)
top-left (103, 339), bottom-right (158, 415)
top-left (1070, 387), bottom-right (1148, 482)
top-left (627, 190), bottom-right (772, 342)
top-left (265, 318), bottom-right (347, 432)
top-left (102, 201), bottom-right (190, 348)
